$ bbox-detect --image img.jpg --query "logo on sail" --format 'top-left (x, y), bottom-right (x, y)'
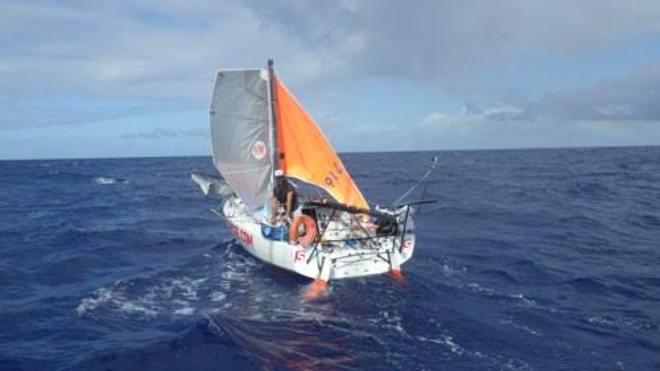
top-left (251, 140), bottom-right (267, 160)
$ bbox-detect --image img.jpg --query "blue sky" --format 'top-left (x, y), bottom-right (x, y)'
top-left (1, 0), bottom-right (660, 159)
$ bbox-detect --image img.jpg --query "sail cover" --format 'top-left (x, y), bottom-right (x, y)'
top-left (210, 69), bottom-right (272, 210)
top-left (274, 78), bottom-right (369, 209)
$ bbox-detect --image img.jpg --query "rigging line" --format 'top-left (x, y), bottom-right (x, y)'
top-left (398, 205), bottom-right (412, 253)
top-left (393, 155), bottom-right (439, 206)
top-left (418, 177), bottom-right (430, 214)
top-left (349, 214), bottom-right (379, 250)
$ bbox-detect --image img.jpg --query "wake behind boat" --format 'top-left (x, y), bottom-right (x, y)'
top-left (192, 60), bottom-right (423, 295)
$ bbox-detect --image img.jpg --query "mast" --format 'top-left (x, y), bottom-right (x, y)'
top-left (267, 59), bottom-right (279, 177)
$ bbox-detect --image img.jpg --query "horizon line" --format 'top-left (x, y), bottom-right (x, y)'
top-left (1, 143), bottom-right (658, 162)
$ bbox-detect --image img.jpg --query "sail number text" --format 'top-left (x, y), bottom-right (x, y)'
top-left (324, 162), bottom-right (345, 188)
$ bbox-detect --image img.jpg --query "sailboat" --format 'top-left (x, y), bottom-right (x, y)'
top-left (192, 60), bottom-right (420, 295)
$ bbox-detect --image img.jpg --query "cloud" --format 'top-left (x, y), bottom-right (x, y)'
top-left (0, 96), bottom-right (183, 130)
top-left (245, 0), bottom-right (660, 88)
top-left (423, 64), bottom-right (660, 128)
top-left (122, 127), bottom-right (208, 140)
top-left (0, 0), bottom-right (356, 131)
top-left (422, 103), bottom-right (527, 128)
top-left (2, 0), bottom-right (660, 135)
top-left (5, 1), bottom-right (660, 96)
top-left (537, 65), bottom-right (660, 121)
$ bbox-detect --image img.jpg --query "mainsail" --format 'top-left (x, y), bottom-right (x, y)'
top-left (273, 77), bottom-right (369, 210)
top-left (210, 69), bottom-right (272, 210)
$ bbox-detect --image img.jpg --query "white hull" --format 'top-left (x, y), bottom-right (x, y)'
top-left (219, 197), bottom-right (415, 281)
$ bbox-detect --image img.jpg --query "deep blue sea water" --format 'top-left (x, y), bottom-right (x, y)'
top-left (1, 147), bottom-right (660, 370)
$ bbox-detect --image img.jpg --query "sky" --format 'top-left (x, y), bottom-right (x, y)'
top-left (1, 0), bottom-right (660, 159)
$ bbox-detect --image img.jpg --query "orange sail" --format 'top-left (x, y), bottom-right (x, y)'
top-left (273, 78), bottom-right (369, 209)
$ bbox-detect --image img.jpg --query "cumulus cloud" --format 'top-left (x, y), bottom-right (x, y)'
top-left (423, 64), bottom-right (660, 128)
top-left (0, 96), bottom-right (181, 130)
top-left (537, 65), bottom-right (660, 121)
top-left (2, 0), bottom-right (660, 133)
top-left (422, 103), bottom-right (527, 128)
top-left (245, 0), bottom-right (660, 88)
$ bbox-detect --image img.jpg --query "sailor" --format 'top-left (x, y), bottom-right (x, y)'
top-left (270, 169), bottom-right (298, 224)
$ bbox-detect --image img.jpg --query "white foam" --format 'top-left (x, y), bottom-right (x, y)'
top-left (415, 333), bottom-right (532, 370)
top-left (587, 315), bottom-right (656, 331)
top-left (94, 177), bottom-right (117, 184)
top-left (76, 288), bottom-right (113, 316)
top-left (466, 282), bottom-right (495, 295)
top-left (76, 286), bottom-right (157, 318)
top-left (509, 293), bottom-right (537, 307)
top-left (210, 292), bottom-right (226, 302)
top-left (442, 263), bottom-right (467, 276)
top-left (414, 334), bottom-right (467, 356)
top-left (500, 319), bottom-right (541, 336)
top-left (170, 277), bottom-right (205, 301)
top-left (377, 310), bottom-right (410, 338)
top-left (441, 334), bottom-right (465, 355)
top-left (77, 275), bottom-right (211, 319)
top-left (174, 307), bottom-right (195, 315)
top-left (465, 283), bottom-right (538, 309)
top-left (415, 335), bottom-right (445, 345)
top-left (118, 301), bottom-right (157, 317)
top-left (94, 176), bottom-right (127, 185)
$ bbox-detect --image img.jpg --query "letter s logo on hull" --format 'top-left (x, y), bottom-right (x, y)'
top-left (294, 250), bottom-right (305, 263)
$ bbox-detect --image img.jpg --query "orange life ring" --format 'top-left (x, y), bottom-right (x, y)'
top-left (289, 214), bottom-right (317, 247)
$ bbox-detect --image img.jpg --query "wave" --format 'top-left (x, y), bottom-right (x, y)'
top-left (75, 242), bottom-right (262, 322)
top-left (5, 148), bottom-right (660, 370)
top-left (414, 332), bottom-right (533, 370)
top-left (76, 276), bottom-right (209, 320)
top-left (463, 282), bottom-right (538, 308)
top-left (585, 315), bottom-right (659, 333)
top-left (210, 314), bottom-right (368, 370)
top-left (94, 176), bottom-right (128, 185)
top-left (561, 277), bottom-right (609, 294)
top-left (70, 318), bottom-right (252, 371)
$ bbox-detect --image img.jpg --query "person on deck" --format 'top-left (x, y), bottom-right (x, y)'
top-left (269, 169), bottom-right (298, 224)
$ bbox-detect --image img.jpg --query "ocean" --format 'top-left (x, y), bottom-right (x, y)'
top-left (1, 146), bottom-right (659, 370)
